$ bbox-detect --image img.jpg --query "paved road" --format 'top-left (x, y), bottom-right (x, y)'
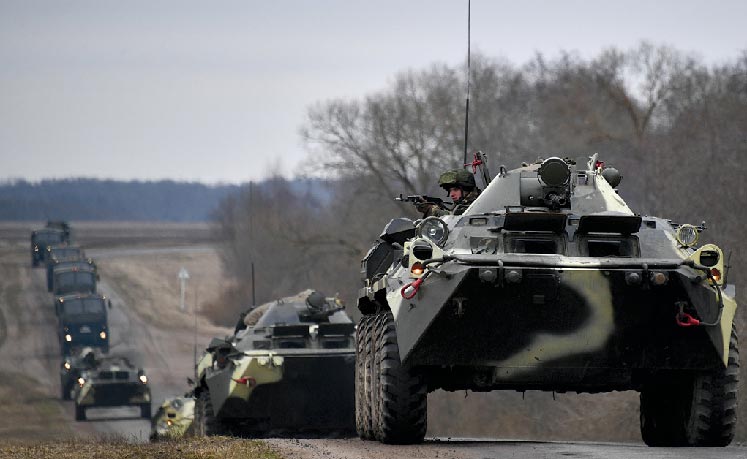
top-left (267, 437), bottom-right (747, 459)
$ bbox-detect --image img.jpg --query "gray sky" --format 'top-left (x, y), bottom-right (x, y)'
top-left (1, 1), bottom-right (745, 184)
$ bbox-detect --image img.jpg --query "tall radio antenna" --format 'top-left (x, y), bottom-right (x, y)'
top-left (462, 0), bottom-right (472, 166)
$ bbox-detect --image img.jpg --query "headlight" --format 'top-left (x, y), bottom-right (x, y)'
top-left (77, 377), bottom-right (85, 386)
top-left (676, 224), bottom-right (698, 247)
top-left (64, 361), bottom-right (71, 370)
top-left (139, 375), bottom-right (148, 384)
top-left (99, 331), bottom-right (107, 340)
top-left (65, 334), bottom-right (72, 342)
top-left (417, 217), bottom-right (449, 246)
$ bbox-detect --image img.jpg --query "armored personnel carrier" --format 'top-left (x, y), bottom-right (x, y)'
top-left (30, 228), bottom-right (66, 267)
top-left (150, 395), bottom-right (196, 440)
top-left (60, 347), bottom-right (102, 400)
top-left (73, 354), bottom-right (151, 421)
top-left (55, 293), bottom-right (111, 356)
top-left (194, 290), bottom-right (356, 436)
top-left (52, 264), bottom-right (97, 296)
top-left (356, 155), bottom-right (738, 446)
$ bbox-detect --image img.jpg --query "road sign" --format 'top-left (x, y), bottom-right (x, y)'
top-left (178, 267), bottom-right (190, 311)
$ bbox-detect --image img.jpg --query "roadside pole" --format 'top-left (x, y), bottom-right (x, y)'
top-left (178, 267), bottom-right (190, 311)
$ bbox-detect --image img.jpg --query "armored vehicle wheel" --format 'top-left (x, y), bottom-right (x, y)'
top-left (372, 311), bottom-right (427, 444)
top-left (196, 389), bottom-right (225, 436)
top-left (355, 315), bottom-right (375, 440)
top-left (140, 403), bottom-right (151, 419)
top-left (641, 325), bottom-right (739, 446)
top-left (74, 403), bottom-right (86, 421)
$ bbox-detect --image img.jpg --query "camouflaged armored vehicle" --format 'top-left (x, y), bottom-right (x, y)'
top-left (150, 395), bottom-right (196, 440)
top-left (194, 290), bottom-right (356, 436)
top-left (30, 228), bottom-right (66, 267)
top-left (60, 347), bottom-right (102, 400)
top-left (55, 293), bottom-right (111, 356)
top-left (73, 354), bottom-right (151, 421)
top-left (356, 155), bottom-right (739, 446)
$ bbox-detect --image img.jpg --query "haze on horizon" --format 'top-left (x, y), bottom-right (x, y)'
top-left (1, 0), bottom-right (745, 184)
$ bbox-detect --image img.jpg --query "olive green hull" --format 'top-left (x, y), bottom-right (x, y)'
top-left (391, 264), bottom-right (735, 392)
top-left (77, 382), bottom-right (151, 407)
top-left (208, 353), bottom-right (355, 432)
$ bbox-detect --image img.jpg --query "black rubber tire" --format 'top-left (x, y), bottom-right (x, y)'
top-left (355, 315), bottom-right (375, 440)
top-left (641, 324), bottom-right (739, 446)
top-left (196, 388), bottom-right (224, 436)
top-left (372, 311), bottom-right (427, 444)
top-left (75, 403), bottom-right (86, 421)
top-left (141, 403), bottom-right (152, 419)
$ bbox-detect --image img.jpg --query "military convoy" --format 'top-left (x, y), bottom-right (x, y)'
top-left (73, 354), bottom-right (151, 421)
top-left (355, 155), bottom-right (739, 446)
top-left (192, 290), bottom-right (356, 437)
top-left (26, 158), bottom-right (739, 446)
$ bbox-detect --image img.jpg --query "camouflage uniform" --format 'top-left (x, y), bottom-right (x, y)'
top-left (418, 169), bottom-right (481, 217)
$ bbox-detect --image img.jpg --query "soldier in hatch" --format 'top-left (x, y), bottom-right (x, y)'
top-left (416, 169), bottom-right (481, 217)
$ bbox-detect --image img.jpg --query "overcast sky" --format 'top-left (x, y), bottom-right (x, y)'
top-left (1, 1), bottom-right (745, 184)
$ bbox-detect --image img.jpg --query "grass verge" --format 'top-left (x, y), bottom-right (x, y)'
top-left (0, 437), bottom-right (284, 459)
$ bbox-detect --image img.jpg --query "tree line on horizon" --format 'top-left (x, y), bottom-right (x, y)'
top-left (210, 42), bottom-right (747, 441)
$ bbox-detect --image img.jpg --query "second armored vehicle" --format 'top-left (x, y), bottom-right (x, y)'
top-left (356, 155), bottom-right (739, 446)
top-left (194, 290), bottom-right (356, 436)
top-left (73, 354), bottom-right (151, 421)
top-left (60, 347), bottom-right (101, 400)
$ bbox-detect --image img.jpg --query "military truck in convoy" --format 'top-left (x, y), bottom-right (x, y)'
top-left (50, 259), bottom-right (98, 293)
top-left (73, 354), bottom-right (151, 421)
top-left (45, 246), bottom-right (89, 291)
top-left (55, 293), bottom-right (111, 356)
top-left (45, 220), bottom-right (72, 240)
top-left (52, 264), bottom-right (97, 297)
top-left (356, 155), bottom-right (739, 446)
top-left (194, 290), bottom-right (356, 436)
top-left (30, 228), bottom-right (66, 267)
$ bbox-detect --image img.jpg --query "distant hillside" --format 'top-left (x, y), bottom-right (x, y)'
top-left (0, 178), bottom-right (331, 222)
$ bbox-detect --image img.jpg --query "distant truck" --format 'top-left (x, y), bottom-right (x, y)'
top-left (73, 354), bottom-right (151, 421)
top-left (52, 264), bottom-right (97, 297)
top-left (30, 228), bottom-right (66, 267)
top-left (55, 293), bottom-right (111, 356)
top-left (45, 220), bottom-right (72, 241)
top-left (45, 246), bottom-right (90, 291)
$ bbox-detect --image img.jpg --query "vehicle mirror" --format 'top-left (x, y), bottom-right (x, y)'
top-left (108, 299), bottom-right (112, 309)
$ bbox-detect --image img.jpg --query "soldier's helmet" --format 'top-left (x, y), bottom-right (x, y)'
top-left (438, 169), bottom-right (476, 191)
top-left (306, 290), bottom-right (327, 314)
